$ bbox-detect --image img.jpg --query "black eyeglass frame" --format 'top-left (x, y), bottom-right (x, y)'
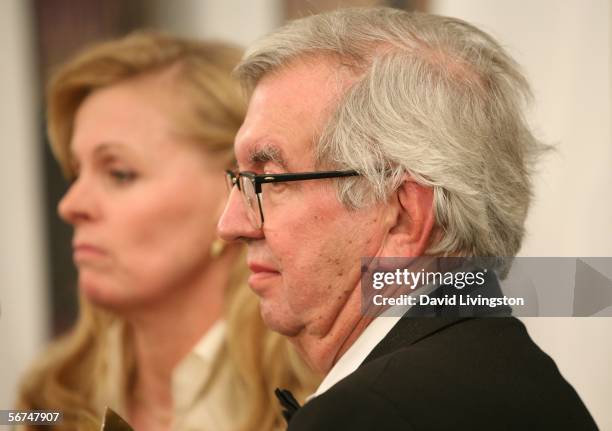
top-left (225, 169), bottom-right (359, 226)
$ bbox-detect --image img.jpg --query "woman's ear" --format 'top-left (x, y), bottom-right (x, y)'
top-left (382, 179), bottom-right (436, 257)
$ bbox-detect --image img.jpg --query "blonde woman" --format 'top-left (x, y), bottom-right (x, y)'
top-left (17, 32), bottom-right (319, 431)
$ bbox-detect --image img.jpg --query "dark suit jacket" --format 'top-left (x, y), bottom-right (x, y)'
top-left (287, 316), bottom-right (598, 430)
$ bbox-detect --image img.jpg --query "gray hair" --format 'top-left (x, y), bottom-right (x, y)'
top-left (236, 7), bottom-right (549, 257)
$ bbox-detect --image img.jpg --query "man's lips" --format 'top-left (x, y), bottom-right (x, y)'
top-left (248, 262), bottom-right (279, 274)
top-left (247, 262), bottom-right (280, 289)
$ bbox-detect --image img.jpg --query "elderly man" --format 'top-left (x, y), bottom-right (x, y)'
top-left (218, 7), bottom-right (597, 430)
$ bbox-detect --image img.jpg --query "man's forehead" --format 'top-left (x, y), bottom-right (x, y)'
top-left (234, 58), bottom-right (345, 171)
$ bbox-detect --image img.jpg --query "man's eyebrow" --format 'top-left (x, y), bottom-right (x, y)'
top-left (248, 145), bottom-right (289, 171)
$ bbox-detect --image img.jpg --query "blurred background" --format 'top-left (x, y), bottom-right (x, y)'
top-left (1, 0), bottom-right (610, 428)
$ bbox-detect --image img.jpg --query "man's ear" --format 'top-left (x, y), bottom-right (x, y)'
top-left (383, 179), bottom-right (436, 257)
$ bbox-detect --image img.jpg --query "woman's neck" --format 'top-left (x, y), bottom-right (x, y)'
top-left (123, 249), bottom-right (240, 430)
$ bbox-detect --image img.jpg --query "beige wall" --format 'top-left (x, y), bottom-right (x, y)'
top-left (147, 0), bottom-right (283, 46)
top-left (0, 0), bottom-right (49, 410)
top-left (432, 0), bottom-right (612, 428)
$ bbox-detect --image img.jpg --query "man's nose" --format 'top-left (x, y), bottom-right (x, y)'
top-left (217, 187), bottom-right (263, 242)
top-left (57, 176), bottom-right (99, 225)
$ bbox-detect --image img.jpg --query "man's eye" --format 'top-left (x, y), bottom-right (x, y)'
top-left (268, 181), bottom-right (288, 191)
top-left (109, 169), bottom-right (137, 183)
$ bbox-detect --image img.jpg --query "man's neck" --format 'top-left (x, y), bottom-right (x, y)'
top-left (291, 286), bottom-right (373, 374)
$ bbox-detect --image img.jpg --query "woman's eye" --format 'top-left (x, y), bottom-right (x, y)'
top-left (109, 169), bottom-right (137, 183)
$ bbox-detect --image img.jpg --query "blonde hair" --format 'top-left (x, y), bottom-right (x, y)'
top-left (17, 31), bottom-right (318, 430)
top-left (237, 7), bottom-right (550, 258)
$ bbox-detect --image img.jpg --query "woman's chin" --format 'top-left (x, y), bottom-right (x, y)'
top-left (78, 278), bottom-right (126, 311)
top-left (78, 275), bottom-right (168, 314)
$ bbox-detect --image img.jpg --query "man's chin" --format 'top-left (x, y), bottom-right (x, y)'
top-left (259, 301), bottom-right (302, 337)
top-left (248, 271), bottom-right (281, 296)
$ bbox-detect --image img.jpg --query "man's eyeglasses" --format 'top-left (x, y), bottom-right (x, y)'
top-left (225, 169), bottom-right (359, 229)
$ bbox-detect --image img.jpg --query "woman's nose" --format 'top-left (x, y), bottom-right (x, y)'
top-left (57, 176), bottom-right (98, 225)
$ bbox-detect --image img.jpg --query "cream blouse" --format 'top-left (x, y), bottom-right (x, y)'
top-left (98, 320), bottom-right (243, 431)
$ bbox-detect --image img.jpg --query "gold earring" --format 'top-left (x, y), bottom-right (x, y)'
top-left (210, 238), bottom-right (225, 259)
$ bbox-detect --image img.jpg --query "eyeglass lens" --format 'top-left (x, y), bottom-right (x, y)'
top-left (239, 176), bottom-right (262, 228)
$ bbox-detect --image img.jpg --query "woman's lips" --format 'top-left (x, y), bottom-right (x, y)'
top-left (73, 243), bottom-right (107, 263)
